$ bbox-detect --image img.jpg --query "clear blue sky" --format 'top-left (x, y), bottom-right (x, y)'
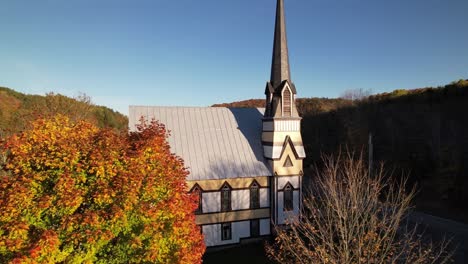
top-left (1, 0), bottom-right (467, 115)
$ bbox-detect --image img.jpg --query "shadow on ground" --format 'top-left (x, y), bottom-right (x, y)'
top-left (203, 242), bottom-right (274, 264)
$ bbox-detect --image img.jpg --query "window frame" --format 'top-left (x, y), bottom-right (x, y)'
top-left (282, 86), bottom-right (292, 117)
top-left (249, 181), bottom-right (260, 209)
top-left (250, 219), bottom-right (260, 237)
top-left (221, 223), bottom-right (232, 241)
top-left (220, 182), bottom-right (232, 212)
top-left (283, 182), bottom-right (294, 212)
top-left (190, 184), bottom-right (203, 214)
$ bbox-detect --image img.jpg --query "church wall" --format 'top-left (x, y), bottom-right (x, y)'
top-left (202, 221), bottom-right (250, 247)
top-left (202, 192), bottom-right (220, 213)
top-left (260, 188), bottom-right (270, 208)
top-left (262, 131), bottom-right (303, 143)
top-left (195, 209), bottom-right (270, 225)
top-left (277, 176), bottom-right (300, 190)
top-left (277, 190), bottom-right (300, 224)
top-left (262, 120), bottom-right (301, 132)
top-left (202, 218), bottom-right (271, 247)
top-left (263, 146), bottom-right (283, 160)
top-left (231, 190), bottom-right (250, 210)
top-left (187, 176), bottom-right (270, 191)
top-left (199, 186), bottom-right (270, 213)
top-left (260, 219), bottom-right (271, 235)
top-left (271, 142), bottom-right (303, 175)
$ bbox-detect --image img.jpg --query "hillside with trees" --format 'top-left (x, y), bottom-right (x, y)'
top-left (214, 79), bottom-right (468, 222)
top-left (0, 87), bottom-right (127, 137)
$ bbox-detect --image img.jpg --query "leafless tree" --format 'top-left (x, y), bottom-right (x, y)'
top-left (266, 152), bottom-right (452, 264)
top-left (340, 88), bottom-right (372, 101)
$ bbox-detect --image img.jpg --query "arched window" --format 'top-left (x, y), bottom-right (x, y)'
top-left (250, 181), bottom-right (260, 209)
top-left (283, 182), bottom-right (293, 211)
top-left (283, 87), bottom-right (292, 117)
top-left (221, 183), bottom-right (231, 212)
top-left (190, 184), bottom-right (202, 214)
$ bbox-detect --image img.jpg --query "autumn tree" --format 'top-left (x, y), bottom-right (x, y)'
top-left (267, 153), bottom-right (452, 264)
top-left (0, 115), bottom-right (204, 263)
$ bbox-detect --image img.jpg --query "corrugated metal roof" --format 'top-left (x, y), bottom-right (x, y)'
top-left (129, 106), bottom-right (272, 181)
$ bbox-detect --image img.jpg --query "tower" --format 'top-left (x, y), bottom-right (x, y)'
top-left (263, 0), bottom-right (306, 225)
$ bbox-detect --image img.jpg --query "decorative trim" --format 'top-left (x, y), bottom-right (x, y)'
top-left (199, 217), bottom-right (270, 226)
top-left (187, 176), bottom-right (271, 191)
top-left (262, 117), bottom-right (302, 122)
top-left (197, 186), bottom-right (269, 193)
top-left (195, 208), bottom-right (271, 225)
top-left (262, 141), bottom-right (303, 147)
top-left (270, 174), bottom-right (302, 178)
top-left (264, 135), bottom-right (306, 161)
top-left (277, 187), bottom-right (300, 192)
top-left (197, 207), bottom-right (270, 216)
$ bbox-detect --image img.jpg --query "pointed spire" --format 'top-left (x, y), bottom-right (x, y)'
top-left (270, 0), bottom-right (291, 89)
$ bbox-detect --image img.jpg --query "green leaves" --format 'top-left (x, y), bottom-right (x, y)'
top-left (0, 115), bottom-right (204, 263)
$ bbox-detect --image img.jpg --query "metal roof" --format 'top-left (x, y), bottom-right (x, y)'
top-left (129, 106), bottom-right (272, 181)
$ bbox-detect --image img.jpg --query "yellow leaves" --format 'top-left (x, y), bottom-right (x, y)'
top-left (0, 116), bottom-right (204, 263)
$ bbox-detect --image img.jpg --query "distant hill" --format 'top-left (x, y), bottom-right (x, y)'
top-left (0, 87), bottom-right (128, 136)
top-left (214, 79), bottom-right (468, 223)
top-left (213, 97), bottom-right (353, 115)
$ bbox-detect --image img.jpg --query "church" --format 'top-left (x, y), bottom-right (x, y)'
top-left (129, 0), bottom-right (305, 247)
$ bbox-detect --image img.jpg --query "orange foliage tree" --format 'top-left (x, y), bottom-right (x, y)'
top-left (0, 115), bottom-right (204, 263)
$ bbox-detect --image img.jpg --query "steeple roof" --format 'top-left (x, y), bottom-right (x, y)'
top-left (270, 0), bottom-right (292, 90)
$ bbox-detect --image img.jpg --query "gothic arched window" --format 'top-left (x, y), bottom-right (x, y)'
top-left (190, 184), bottom-right (203, 214)
top-left (250, 181), bottom-right (260, 209)
top-left (283, 182), bottom-right (293, 211)
top-left (283, 87), bottom-right (292, 117)
top-left (221, 183), bottom-right (231, 212)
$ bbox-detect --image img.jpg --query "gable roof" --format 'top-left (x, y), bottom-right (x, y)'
top-left (129, 106), bottom-right (272, 181)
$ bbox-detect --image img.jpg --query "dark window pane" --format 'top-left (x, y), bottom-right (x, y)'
top-left (284, 184), bottom-right (293, 211)
top-left (191, 186), bottom-right (202, 214)
top-left (221, 184), bottom-right (231, 212)
top-left (250, 219), bottom-right (260, 237)
top-left (221, 223), bottom-right (232, 240)
top-left (283, 88), bottom-right (291, 117)
top-left (250, 182), bottom-right (260, 209)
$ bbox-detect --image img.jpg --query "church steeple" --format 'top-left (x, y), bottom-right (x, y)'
top-left (270, 0), bottom-right (291, 88)
top-left (264, 0), bottom-right (298, 118)
top-left (262, 1), bottom-right (305, 228)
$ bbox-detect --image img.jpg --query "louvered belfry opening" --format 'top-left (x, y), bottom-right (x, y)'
top-left (283, 88), bottom-right (291, 117)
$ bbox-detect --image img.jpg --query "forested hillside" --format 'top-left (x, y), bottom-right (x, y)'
top-left (214, 79), bottom-right (468, 222)
top-left (0, 87), bottom-right (128, 136)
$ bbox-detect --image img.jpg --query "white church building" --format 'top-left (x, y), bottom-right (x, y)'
top-left (129, 0), bottom-right (305, 247)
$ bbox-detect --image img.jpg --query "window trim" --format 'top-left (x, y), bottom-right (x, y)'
top-left (282, 86), bottom-right (292, 117)
top-left (249, 180), bottom-right (260, 209)
top-left (220, 182), bottom-right (232, 212)
top-left (250, 219), bottom-right (260, 237)
top-left (221, 222), bottom-right (232, 241)
top-left (283, 182), bottom-right (294, 212)
top-left (190, 184), bottom-right (203, 214)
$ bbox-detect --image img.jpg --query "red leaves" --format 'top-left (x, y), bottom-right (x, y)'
top-left (0, 115), bottom-right (205, 263)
